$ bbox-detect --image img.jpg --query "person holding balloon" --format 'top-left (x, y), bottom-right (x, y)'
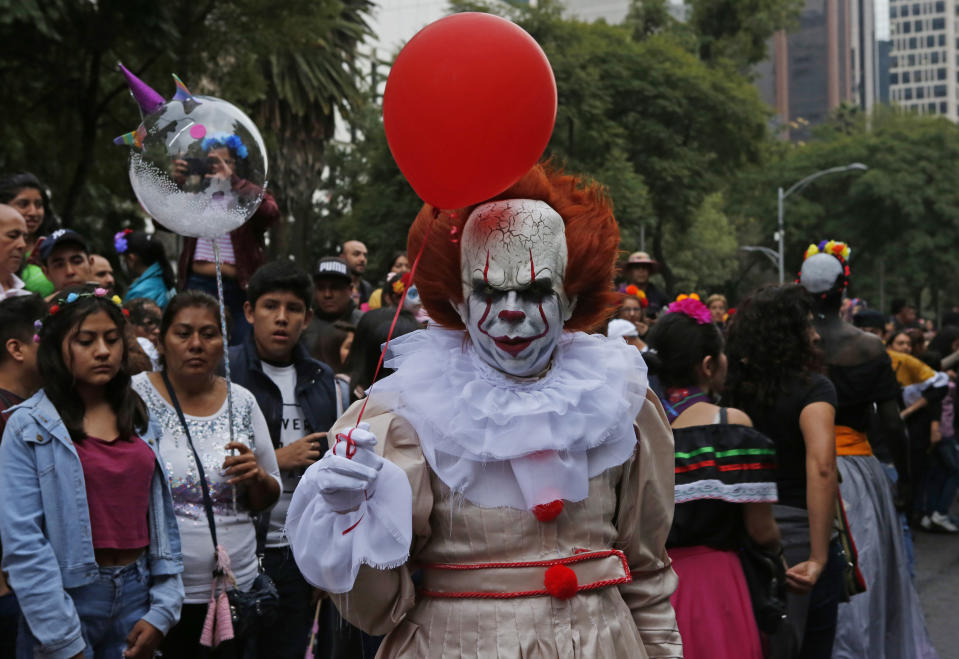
top-left (172, 133), bottom-right (280, 346)
top-left (112, 64), bottom-right (278, 347)
top-left (288, 163), bottom-right (682, 657)
top-left (282, 15), bottom-right (681, 658)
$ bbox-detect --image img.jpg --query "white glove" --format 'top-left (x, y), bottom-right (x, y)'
top-left (316, 423), bottom-right (383, 513)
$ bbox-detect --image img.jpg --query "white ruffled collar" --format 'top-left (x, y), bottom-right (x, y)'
top-left (372, 327), bottom-right (647, 510)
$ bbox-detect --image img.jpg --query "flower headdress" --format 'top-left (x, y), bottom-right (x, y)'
top-left (804, 240), bottom-right (851, 263)
top-left (666, 293), bottom-right (712, 325)
top-left (388, 271), bottom-right (414, 296)
top-left (114, 229), bottom-right (133, 254)
top-left (799, 239), bottom-right (852, 297)
top-left (624, 285), bottom-right (649, 308)
top-left (48, 288), bottom-right (127, 318)
top-left (201, 134), bottom-right (249, 159)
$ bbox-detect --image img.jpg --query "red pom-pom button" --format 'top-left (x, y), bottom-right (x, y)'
top-left (544, 565), bottom-right (578, 600)
top-left (532, 500), bottom-right (564, 522)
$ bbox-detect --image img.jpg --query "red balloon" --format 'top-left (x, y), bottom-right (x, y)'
top-left (383, 13), bottom-right (557, 209)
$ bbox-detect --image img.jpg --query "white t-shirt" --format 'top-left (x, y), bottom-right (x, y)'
top-left (132, 373), bottom-right (281, 603)
top-left (260, 362), bottom-right (309, 547)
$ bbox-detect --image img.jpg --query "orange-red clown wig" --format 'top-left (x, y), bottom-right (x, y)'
top-left (408, 163), bottom-right (621, 332)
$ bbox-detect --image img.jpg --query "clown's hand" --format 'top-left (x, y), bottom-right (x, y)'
top-left (287, 422), bottom-right (412, 594)
top-left (316, 423), bottom-right (384, 513)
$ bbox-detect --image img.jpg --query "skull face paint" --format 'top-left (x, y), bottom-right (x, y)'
top-left (457, 199), bottom-right (571, 377)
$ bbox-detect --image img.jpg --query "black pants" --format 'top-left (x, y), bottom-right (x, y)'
top-left (255, 547), bottom-right (314, 659)
top-left (796, 540), bottom-right (843, 659)
top-left (0, 593), bottom-right (18, 658)
top-left (160, 602), bottom-right (243, 659)
top-left (774, 505), bottom-right (844, 659)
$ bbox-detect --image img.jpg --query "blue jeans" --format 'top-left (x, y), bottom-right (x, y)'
top-left (923, 436), bottom-right (959, 515)
top-left (17, 555), bottom-right (150, 659)
top-left (881, 462), bottom-right (916, 577)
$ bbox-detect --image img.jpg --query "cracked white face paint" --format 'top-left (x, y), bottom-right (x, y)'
top-left (456, 199), bottom-right (572, 377)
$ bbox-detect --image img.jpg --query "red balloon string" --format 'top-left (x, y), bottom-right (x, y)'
top-left (353, 208), bottom-right (439, 430)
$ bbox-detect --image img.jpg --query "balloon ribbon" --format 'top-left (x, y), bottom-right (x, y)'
top-left (354, 208), bottom-right (438, 427)
top-left (212, 239), bottom-right (238, 511)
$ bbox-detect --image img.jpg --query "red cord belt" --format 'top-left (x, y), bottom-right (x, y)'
top-left (418, 549), bottom-right (632, 600)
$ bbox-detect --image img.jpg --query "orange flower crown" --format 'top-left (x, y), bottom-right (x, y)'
top-left (624, 285), bottom-right (649, 308)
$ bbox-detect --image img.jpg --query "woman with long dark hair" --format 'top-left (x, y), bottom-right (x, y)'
top-left (724, 284), bottom-right (843, 658)
top-left (114, 230), bottom-right (176, 308)
top-left (0, 173), bottom-right (59, 297)
top-left (647, 297), bottom-right (779, 659)
top-left (0, 285), bottom-right (184, 657)
top-left (131, 291), bottom-right (280, 657)
top-left (797, 241), bottom-right (935, 658)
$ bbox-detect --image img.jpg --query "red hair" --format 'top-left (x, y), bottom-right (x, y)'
top-left (408, 163), bottom-right (621, 332)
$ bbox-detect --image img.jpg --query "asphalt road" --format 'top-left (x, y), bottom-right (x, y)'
top-left (914, 520), bottom-right (959, 657)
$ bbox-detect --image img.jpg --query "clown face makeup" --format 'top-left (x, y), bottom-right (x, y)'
top-left (457, 199), bottom-right (572, 377)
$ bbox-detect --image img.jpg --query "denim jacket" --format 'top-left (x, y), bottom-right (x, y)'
top-left (0, 390), bottom-right (184, 659)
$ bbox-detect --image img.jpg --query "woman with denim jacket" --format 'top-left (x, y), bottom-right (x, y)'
top-left (0, 285), bottom-right (184, 659)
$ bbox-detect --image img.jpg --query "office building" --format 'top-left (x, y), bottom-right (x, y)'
top-left (887, 0), bottom-right (958, 118)
top-left (756, 0), bottom-right (880, 137)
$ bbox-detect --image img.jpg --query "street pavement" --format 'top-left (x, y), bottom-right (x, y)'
top-left (914, 522), bottom-right (959, 657)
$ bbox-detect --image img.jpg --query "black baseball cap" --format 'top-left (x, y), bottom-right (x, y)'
top-left (852, 309), bottom-right (885, 331)
top-left (314, 256), bottom-right (351, 283)
top-left (37, 229), bottom-right (89, 263)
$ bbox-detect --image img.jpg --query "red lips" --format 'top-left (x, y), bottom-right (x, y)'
top-left (494, 336), bottom-right (532, 356)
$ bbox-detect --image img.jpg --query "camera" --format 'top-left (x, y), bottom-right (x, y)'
top-left (183, 157), bottom-right (210, 177)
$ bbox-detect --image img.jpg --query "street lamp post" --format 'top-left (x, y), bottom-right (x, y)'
top-left (773, 163), bottom-right (868, 283)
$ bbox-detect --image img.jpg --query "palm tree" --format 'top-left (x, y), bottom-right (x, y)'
top-left (251, 0), bottom-right (374, 265)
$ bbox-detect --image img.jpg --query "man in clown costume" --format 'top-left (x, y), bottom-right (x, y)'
top-left (287, 164), bottom-right (682, 658)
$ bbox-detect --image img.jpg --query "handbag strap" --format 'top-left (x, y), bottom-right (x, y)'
top-left (160, 370), bottom-right (221, 557)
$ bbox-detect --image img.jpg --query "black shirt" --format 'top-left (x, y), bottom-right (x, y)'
top-left (829, 354), bottom-right (899, 433)
top-left (667, 422), bottom-right (778, 549)
top-left (740, 374), bottom-right (837, 509)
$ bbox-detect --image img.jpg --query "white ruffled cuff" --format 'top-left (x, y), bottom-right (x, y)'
top-left (286, 458), bottom-right (413, 594)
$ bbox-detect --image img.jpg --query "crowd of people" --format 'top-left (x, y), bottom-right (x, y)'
top-left (0, 167), bottom-right (948, 659)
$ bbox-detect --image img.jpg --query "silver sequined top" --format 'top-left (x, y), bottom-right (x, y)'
top-left (132, 373), bottom-right (281, 603)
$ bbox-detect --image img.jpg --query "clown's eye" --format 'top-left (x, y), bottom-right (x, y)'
top-left (473, 281), bottom-right (499, 298)
top-left (522, 279), bottom-right (554, 301)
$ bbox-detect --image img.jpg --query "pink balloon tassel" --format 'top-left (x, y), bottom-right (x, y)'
top-left (215, 544), bottom-right (234, 578)
top-left (214, 591), bottom-right (235, 645)
top-left (305, 599), bottom-right (322, 659)
top-left (199, 593), bottom-right (217, 647)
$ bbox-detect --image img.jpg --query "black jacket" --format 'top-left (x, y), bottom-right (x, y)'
top-left (228, 333), bottom-right (339, 452)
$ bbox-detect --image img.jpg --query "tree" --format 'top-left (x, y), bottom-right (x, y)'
top-left (662, 193), bottom-right (741, 293)
top-left (0, 0), bottom-right (372, 258)
top-left (726, 107), bottom-right (959, 314)
top-left (684, 0), bottom-right (803, 67)
top-left (463, 1), bottom-right (773, 291)
top-left (325, 1), bottom-right (776, 292)
top-left (321, 102), bottom-right (425, 277)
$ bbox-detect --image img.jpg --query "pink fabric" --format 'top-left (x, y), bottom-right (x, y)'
top-left (193, 234), bottom-right (236, 265)
top-left (75, 436), bottom-right (155, 549)
top-left (668, 545), bottom-right (763, 659)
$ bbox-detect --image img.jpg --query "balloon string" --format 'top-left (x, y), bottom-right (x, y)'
top-left (212, 239), bottom-right (238, 511)
top-left (354, 208), bottom-right (439, 428)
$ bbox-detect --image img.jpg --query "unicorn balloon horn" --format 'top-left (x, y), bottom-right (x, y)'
top-left (117, 63), bottom-right (165, 115)
top-left (113, 62), bottom-right (166, 148)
